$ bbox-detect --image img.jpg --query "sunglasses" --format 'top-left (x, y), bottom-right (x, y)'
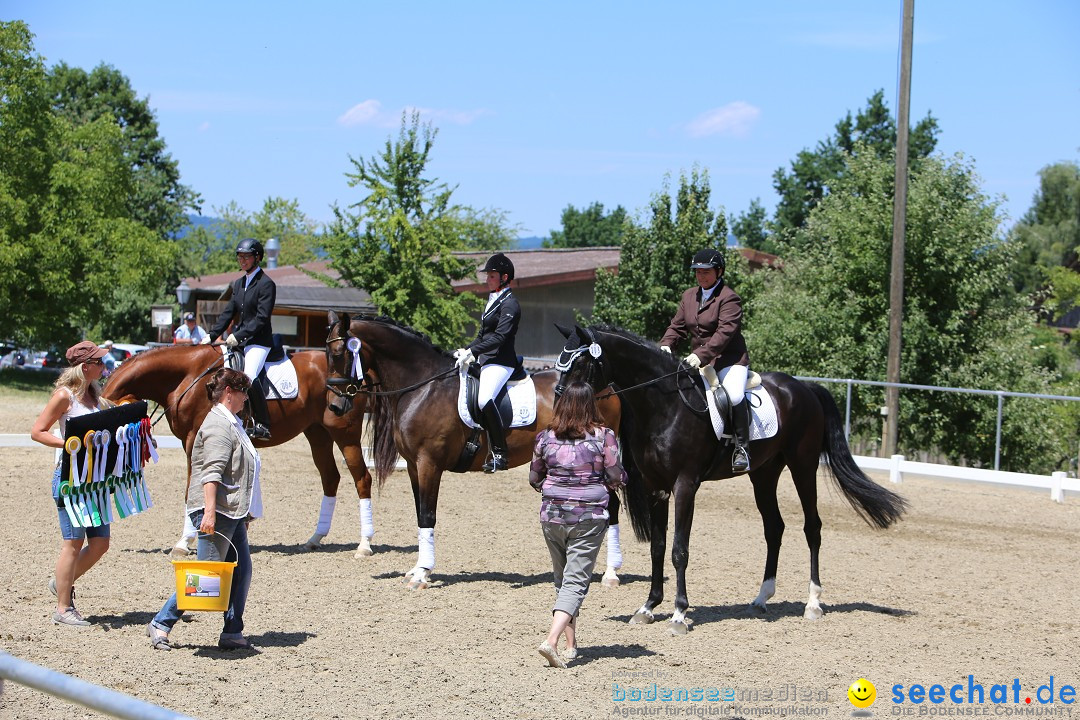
top-left (84, 359), bottom-right (104, 366)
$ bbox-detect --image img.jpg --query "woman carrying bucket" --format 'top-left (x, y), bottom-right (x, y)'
top-left (147, 368), bottom-right (262, 651)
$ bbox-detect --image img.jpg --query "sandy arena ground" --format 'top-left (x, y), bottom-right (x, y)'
top-left (1, 393), bottom-right (1078, 719)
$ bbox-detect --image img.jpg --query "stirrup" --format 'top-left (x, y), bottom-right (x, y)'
top-left (732, 445), bottom-right (750, 473)
top-left (246, 423), bottom-right (271, 440)
top-left (482, 453), bottom-right (508, 473)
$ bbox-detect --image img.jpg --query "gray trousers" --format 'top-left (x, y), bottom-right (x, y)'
top-left (542, 518), bottom-right (607, 617)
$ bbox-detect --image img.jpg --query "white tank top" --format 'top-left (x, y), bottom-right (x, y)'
top-left (59, 388), bottom-right (99, 437)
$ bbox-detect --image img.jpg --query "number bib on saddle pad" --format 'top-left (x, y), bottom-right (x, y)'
top-left (699, 374), bottom-right (779, 442)
top-left (456, 367), bottom-right (537, 429)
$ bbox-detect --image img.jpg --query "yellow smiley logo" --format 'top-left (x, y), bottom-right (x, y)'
top-left (848, 678), bottom-right (877, 709)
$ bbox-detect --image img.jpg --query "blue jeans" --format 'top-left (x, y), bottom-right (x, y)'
top-left (53, 466), bottom-right (110, 541)
top-left (152, 511), bottom-right (251, 638)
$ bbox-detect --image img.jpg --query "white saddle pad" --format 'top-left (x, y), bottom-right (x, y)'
top-left (701, 374), bottom-right (779, 442)
top-left (456, 368), bottom-right (537, 429)
top-left (220, 347), bottom-right (298, 400)
top-left (265, 358), bottom-right (299, 400)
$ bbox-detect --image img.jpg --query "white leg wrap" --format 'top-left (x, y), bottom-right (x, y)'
top-left (182, 511), bottom-right (197, 540)
top-left (417, 527), bottom-right (435, 570)
top-left (315, 495), bottom-right (337, 536)
top-left (605, 525), bottom-right (623, 570)
top-left (804, 581), bottom-right (824, 620)
top-left (752, 577), bottom-right (776, 608)
top-left (359, 498), bottom-right (374, 539)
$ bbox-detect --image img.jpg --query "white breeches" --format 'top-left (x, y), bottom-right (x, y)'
top-left (477, 363), bottom-right (513, 407)
top-left (718, 364), bottom-right (748, 406)
top-left (242, 344), bottom-right (270, 382)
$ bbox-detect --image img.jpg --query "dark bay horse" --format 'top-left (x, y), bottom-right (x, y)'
top-left (556, 324), bottom-right (907, 633)
top-left (103, 344), bottom-right (377, 557)
top-left (329, 314), bottom-right (625, 589)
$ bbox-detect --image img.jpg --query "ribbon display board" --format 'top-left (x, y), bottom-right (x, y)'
top-left (58, 401), bottom-right (159, 527)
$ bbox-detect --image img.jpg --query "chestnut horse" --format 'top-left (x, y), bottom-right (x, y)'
top-left (328, 313), bottom-right (625, 589)
top-left (556, 324), bottom-right (907, 633)
top-left (103, 343), bottom-right (377, 557)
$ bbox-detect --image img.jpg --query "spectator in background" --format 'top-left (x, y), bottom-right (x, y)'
top-left (100, 340), bottom-right (116, 373)
top-left (173, 312), bottom-right (208, 345)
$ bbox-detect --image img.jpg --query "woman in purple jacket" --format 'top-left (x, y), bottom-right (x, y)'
top-left (529, 382), bottom-right (626, 668)
top-left (660, 248), bottom-right (751, 472)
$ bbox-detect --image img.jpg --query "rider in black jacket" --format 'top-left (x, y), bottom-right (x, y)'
top-left (454, 253), bottom-right (521, 472)
top-left (205, 238), bottom-right (277, 439)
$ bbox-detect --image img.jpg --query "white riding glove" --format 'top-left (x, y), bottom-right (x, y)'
top-left (683, 353), bottom-right (702, 369)
top-left (200, 336), bottom-right (212, 345)
top-left (453, 348), bottom-right (475, 369)
top-left (226, 334), bottom-right (239, 349)
top-left (659, 346), bottom-right (671, 354)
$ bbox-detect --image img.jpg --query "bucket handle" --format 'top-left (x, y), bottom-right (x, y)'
top-left (187, 529), bottom-right (240, 563)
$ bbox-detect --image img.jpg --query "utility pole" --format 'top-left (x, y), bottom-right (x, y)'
top-left (885, 0), bottom-right (915, 457)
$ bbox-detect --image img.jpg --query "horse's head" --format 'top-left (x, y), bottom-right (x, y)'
top-left (554, 323), bottom-right (611, 397)
top-left (325, 310), bottom-right (371, 416)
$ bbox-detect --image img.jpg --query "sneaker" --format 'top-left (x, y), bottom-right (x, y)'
top-left (52, 607), bottom-right (90, 627)
top-left (538, 642), bottom-right (566, 669)
top-left (48, 578), bottom-right (75, 603)
top-left (564, 647), bottom-right (579, 661)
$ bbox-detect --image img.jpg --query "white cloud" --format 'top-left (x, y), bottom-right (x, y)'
top-left (338, 100), bottom-right (489, 128)
top-left (337, 99), bottom-right (384, 127)
top-left (686, 101), bottom-right (761, 138)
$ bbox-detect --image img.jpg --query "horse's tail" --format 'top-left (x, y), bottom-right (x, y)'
top-left (808, 382), bottom-right (908, 529)
top-left (619, 405), bottom-right (652, 542)
top-left (371, 395), bottom-right (397, 487)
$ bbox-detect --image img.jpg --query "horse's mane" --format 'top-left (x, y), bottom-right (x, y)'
top-left (354, 314), bottom-right (454, 358)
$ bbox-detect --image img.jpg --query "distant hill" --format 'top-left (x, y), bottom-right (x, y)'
top-left (174, 214), bottom-right (223, 239)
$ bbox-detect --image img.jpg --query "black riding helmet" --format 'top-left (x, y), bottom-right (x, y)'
top-left (236, 238), bottom-right (264, 262)
top-left (481, 253), bottom-right (515, 284)
top-left (689, 248), bottom-right (725, 273)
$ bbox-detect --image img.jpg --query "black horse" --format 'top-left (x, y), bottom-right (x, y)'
top-left (556, 324), bottom-right (906, 633)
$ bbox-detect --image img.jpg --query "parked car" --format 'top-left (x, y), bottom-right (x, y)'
top-left (36, 349), bottom-right (64, 370)
top-left (0, 348), bottom-right (32, 369)
top-left (102, 343), bottom-right (149, 366)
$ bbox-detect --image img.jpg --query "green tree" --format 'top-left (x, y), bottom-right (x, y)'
top-left (323, 112), bottom-right (514, 347)
top-left (1008, 161), bottom-right (1080, 318)
top-left (772, 90), bottom-right (939, 236)
top-left (0, 20), bottom-right (176, 346)
top-left (45, 61), bottom-right (200, 239)
top-left (747, 147), bottom-right (1068, 472)
top-left (544, 201), bottom-right (627, 248)
top-left (180, 197), bottom-right (325, 278)
top-left (592, 168), bottom-right (729, 340)
top-left (730, 198), bottom-right (776, 253)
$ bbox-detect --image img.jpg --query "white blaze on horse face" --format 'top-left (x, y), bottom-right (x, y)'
top-left (752, 577), bottom-right (776, 610)
top-left (803, 581), bottom-right (824, 620)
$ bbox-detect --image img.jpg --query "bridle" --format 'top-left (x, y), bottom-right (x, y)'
top-left (325, 331), bottom-right (369, 400)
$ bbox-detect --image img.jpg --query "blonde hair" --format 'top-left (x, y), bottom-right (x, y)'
top-left (54, 365), bottom-right (113, 408)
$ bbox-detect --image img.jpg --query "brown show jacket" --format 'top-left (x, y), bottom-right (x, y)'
top-left (660, 282), bottom-right (750, 368)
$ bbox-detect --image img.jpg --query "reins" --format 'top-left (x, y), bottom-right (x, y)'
top-left (592, 366), bottom-right (690, 400)
top-left (149, 347), bottom-right (226, 427)
top-left (356, 366), bottom-right (459, 397)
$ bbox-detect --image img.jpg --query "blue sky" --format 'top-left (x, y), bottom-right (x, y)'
top-left (8, 1), bottom-right (1079, 238)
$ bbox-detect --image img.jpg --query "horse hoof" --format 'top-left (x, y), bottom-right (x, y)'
top-left (669, 620), bottom-right (689, 636)
top-left (303, 533), bottom-right (324, 550)
top-left (354, 540), bottom-right (373, 558)
top-left (601, 575), bottom-right (620, 589)
top-left (748, 602), bottom-right (768, 615)
top-left (406, 579), bottom-right (428, 590)
top-left (803, 605), bottom-right (824, 621)
top-left (629, 612), bottom-right (654, 625)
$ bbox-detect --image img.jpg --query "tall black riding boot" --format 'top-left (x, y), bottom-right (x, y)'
top-left (480, 401), bottom-right (509, 473)
top-left (731, 400), bottom-right (751, 473)
top-left (245, 383), bottom-right (272, 440)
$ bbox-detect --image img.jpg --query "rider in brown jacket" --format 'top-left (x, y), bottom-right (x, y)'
top-left (660, 248), bottom-right (751, 472)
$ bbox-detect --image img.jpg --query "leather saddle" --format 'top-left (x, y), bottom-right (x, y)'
top-left (464, 356), bottom-right (527, 427)
top-left (227, 333), bottom-right (288, 397)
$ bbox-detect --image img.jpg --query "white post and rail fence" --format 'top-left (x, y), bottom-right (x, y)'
top-left (798, 375), bottom-right (1080, 503)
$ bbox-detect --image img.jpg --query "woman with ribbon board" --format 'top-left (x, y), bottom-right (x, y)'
top-left (31, 341), bottom-right (114, 627)
top-left (148, 367), bottom-right (263, 651)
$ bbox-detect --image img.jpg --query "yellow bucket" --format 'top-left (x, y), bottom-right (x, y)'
top-left (171, 532), bottom-right (238, 612)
